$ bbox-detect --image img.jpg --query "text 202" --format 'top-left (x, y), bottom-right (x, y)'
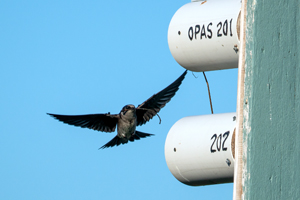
top-left (210, 131), bottom-right (230, 153)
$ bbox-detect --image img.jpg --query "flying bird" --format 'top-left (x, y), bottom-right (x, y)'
top-left (48, 70), bottom-right (187, 149)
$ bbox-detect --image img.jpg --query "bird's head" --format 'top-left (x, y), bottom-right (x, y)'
top-left (121, 104), bottom-right (136, 116)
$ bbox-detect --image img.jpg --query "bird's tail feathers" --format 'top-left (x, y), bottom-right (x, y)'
top-left (99, 135), bottom-right (128, 149)
top-left (99, 131), bottom-right (154, 149)
top-left (129, 131), bottom-right (153, 141)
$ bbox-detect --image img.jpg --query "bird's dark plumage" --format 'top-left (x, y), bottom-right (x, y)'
top-left (48, 113), bottom-right (119, 132)
top-left (99, 131), bottom-right (153, 149)
top-left (136, 70), bottom-right (187, 126)
top-left (47, 70), bottom-right (187, 149)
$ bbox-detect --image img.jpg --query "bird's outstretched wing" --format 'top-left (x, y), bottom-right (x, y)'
top-left (99, 131), bottom-right (153, 149)
top-left (136, 70), bottom-right (187, 126)
top-left (47, 113), bottom-right (119, 132)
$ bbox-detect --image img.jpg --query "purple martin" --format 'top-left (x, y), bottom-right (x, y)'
top-left (47, 70), bottom-right (187, 149)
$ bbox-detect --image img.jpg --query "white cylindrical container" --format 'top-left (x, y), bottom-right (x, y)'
top-left (168, 0), bottom-right (241, 72)
top-left (165, 113), bottom-right (236, 186)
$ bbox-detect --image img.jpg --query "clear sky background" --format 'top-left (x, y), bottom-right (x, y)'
top-left (1, 1), bottom-right (238, 199)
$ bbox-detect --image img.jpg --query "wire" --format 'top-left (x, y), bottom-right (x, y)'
top-left (203, 72), bottom-right (214, 114)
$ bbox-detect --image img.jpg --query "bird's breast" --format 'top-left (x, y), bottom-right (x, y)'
top-left (117, 117), bottom-right (137, 139)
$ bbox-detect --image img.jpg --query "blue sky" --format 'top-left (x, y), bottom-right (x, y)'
top-left (1, 1), bottom-right (237, 199)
